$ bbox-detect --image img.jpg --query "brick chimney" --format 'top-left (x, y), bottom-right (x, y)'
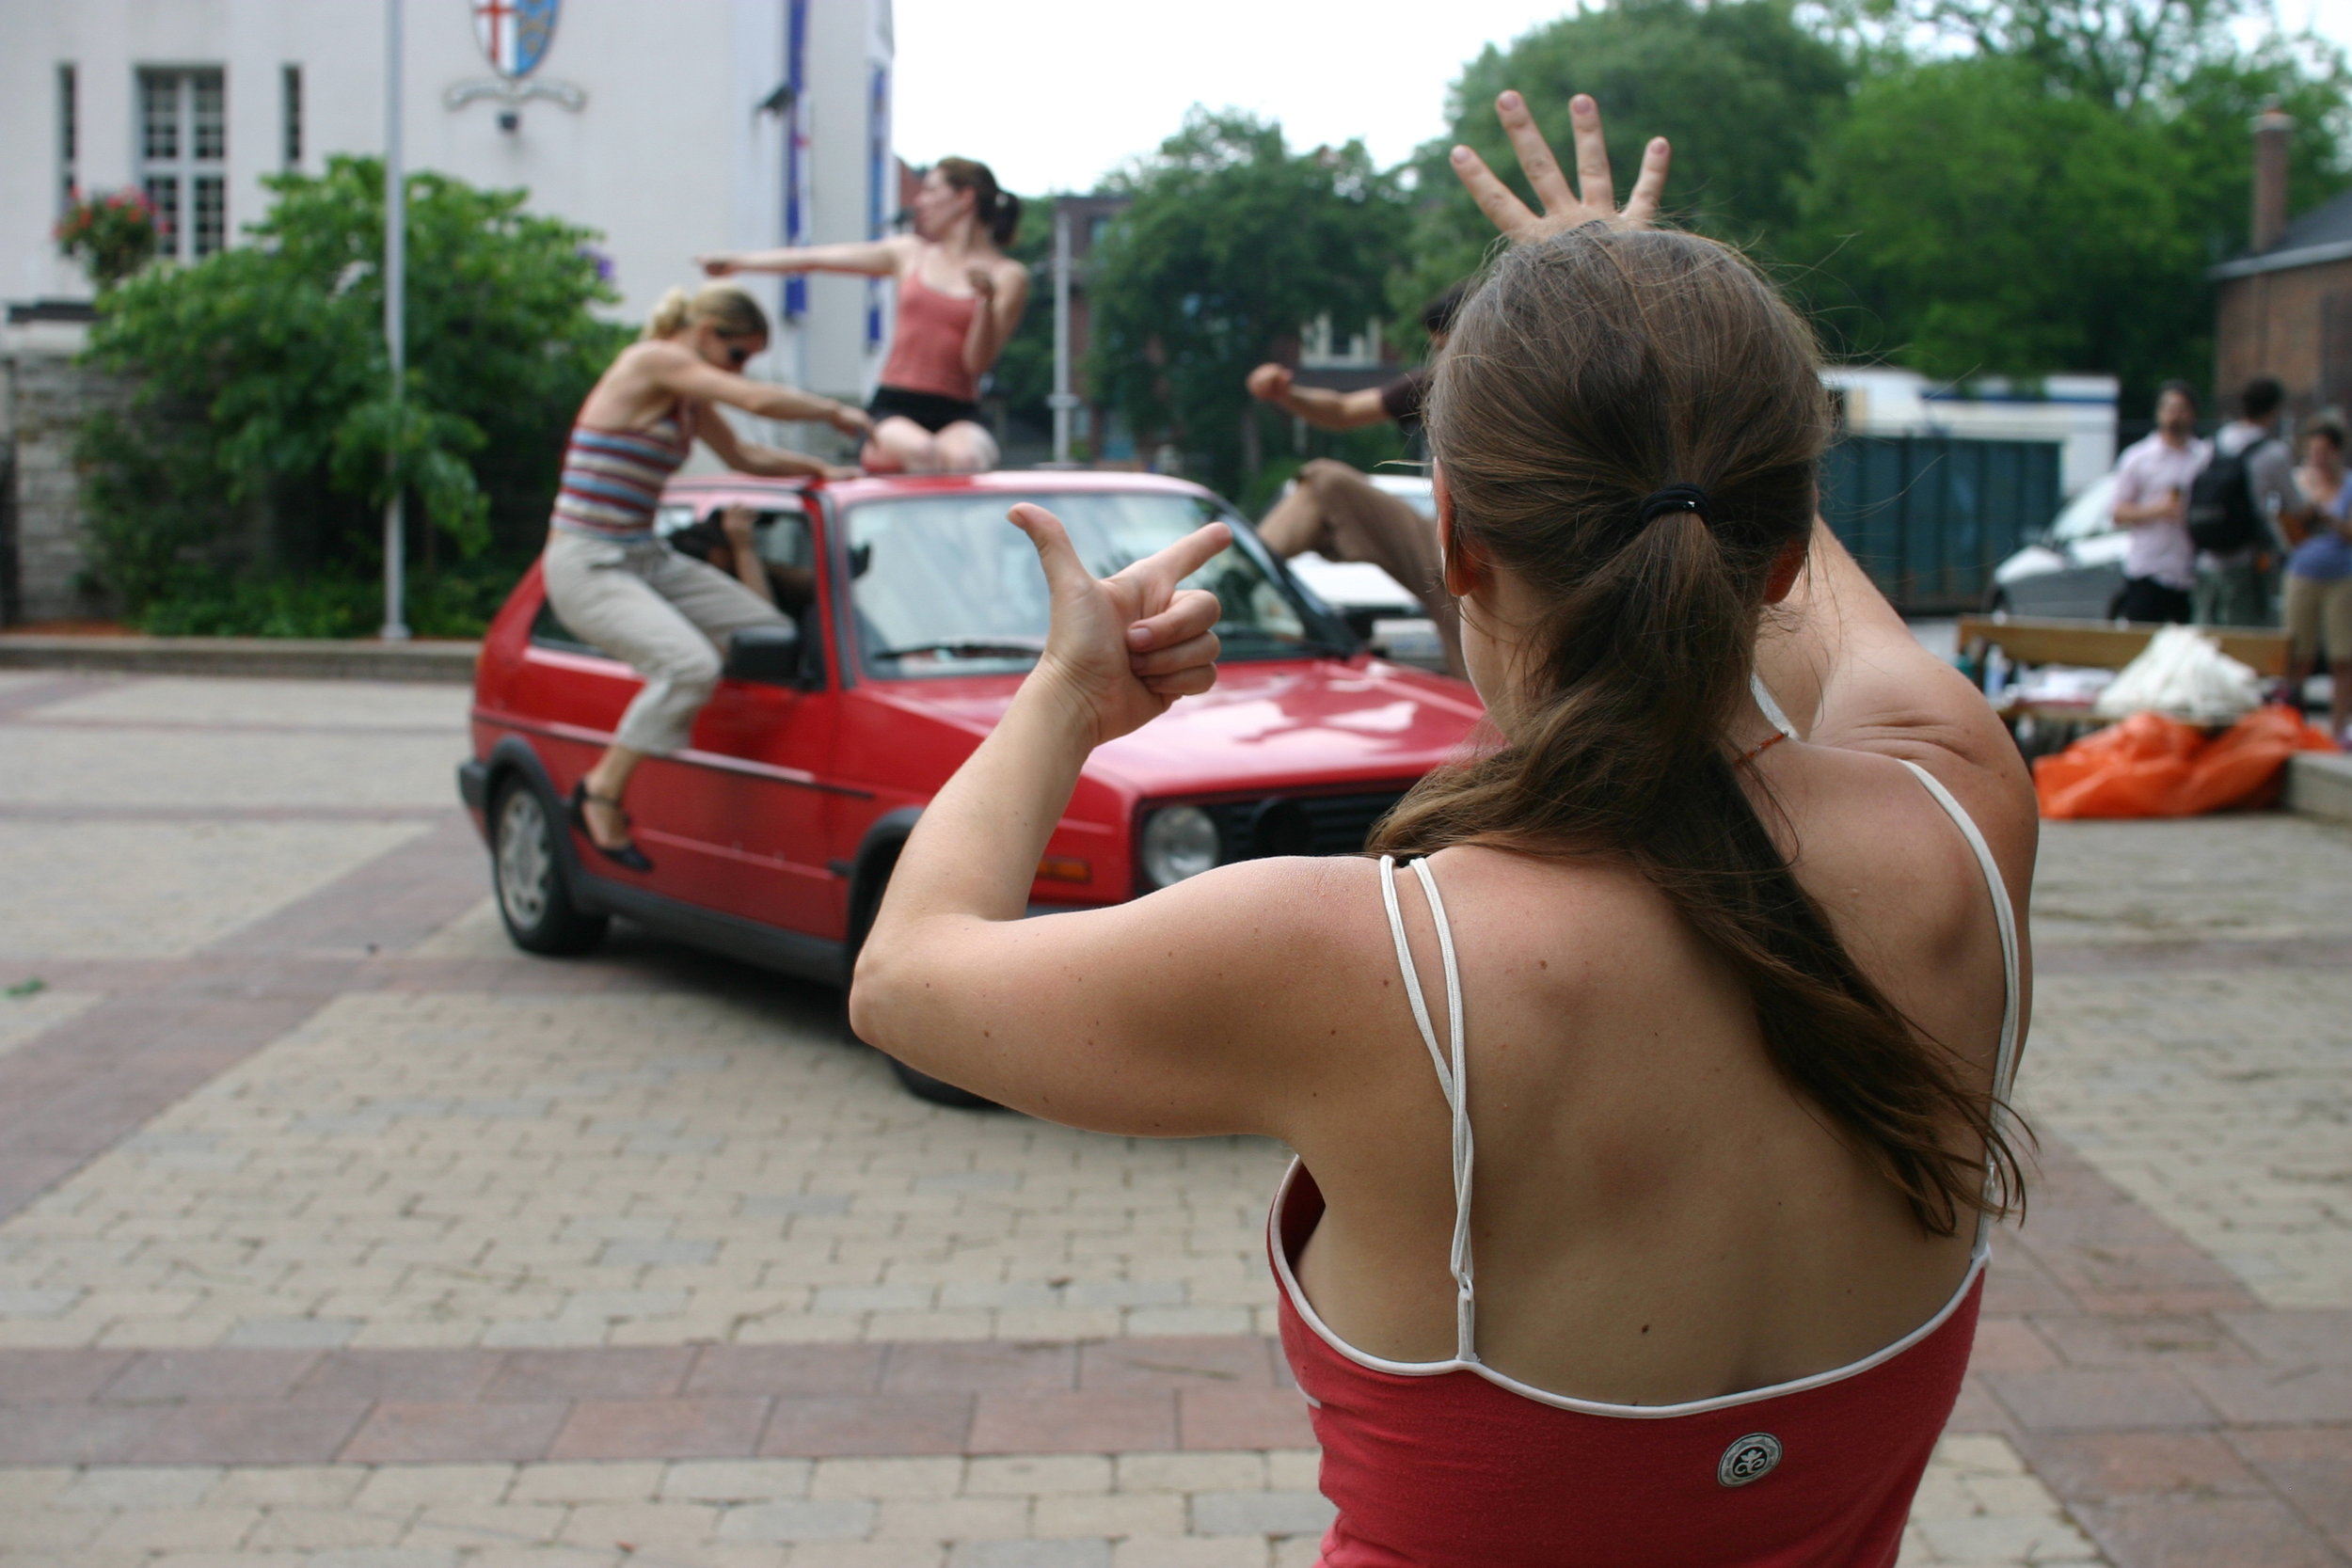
top-left (2252, 104), bottom-right (2294, 253)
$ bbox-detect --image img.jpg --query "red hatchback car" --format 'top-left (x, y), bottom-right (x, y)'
top-left (458, 470), bottom-right (1483, 1099)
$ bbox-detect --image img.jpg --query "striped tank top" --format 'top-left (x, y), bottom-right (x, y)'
top-left (548, 401), bottom-right (694, 541)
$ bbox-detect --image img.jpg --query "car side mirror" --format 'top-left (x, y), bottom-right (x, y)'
top-left (724, 623), bottom-right (804, 687)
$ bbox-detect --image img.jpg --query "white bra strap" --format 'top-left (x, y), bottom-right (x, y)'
top-left (1408, 858), bottom-right (1478, 1362)
top-left (1893, 761), bottom-right (2025, 1247)
top-left (1751, 672), bottom-right (1800, 740)
top-left (1377, 855), bottom-right (1455, 1106)
top-left (1375, 855), bottom-right (1478, 1362)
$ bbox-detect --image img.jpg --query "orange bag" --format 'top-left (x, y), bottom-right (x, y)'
top-left (2034, 705), bottom-right (2336, 819)
top-left (2175, 705), bottom-right (2340, 814)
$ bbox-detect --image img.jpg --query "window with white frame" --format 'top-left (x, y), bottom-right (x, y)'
top-left (57, 64), bottom-right (78, 214)
top-left (138, 67), bottom-right (227, 260)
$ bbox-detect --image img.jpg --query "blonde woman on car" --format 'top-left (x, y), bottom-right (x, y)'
top-left (697, 157), bottom-right (1028, 475)
top-left (544, 282), bottom-right (868, 871)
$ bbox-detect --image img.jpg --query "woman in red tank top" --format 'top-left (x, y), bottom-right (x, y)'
top-left (698, 158), bottom-right (1028, 474)
top-left (848, 94), bottom-right (2037, 1568)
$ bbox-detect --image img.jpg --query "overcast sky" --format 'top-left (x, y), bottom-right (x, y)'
top-left (891, 0), bottom-right (2352, 197)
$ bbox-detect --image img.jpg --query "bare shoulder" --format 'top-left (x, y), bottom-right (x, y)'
top-left (1767, 744), bottom-right (2026, 979)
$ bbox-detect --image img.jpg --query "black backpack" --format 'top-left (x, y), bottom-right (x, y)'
top-left (2185, 439), bottom-right (2275, 554)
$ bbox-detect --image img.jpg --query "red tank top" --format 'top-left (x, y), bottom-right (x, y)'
top-left (880, 266), bottom-right (981, 403)
top-left (1271, 757), bottom-right (2025, 1568)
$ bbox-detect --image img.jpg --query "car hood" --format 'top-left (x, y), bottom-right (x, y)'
top-left (859, 657), bottom-right (1485, 796)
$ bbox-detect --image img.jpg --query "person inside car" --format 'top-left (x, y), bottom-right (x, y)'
top-left (663, 505), bottom-right (816, 611)
top-left (850, 92), bottom-right (2033, 1568)
top-left (544, 282), bottom-right (866, 872)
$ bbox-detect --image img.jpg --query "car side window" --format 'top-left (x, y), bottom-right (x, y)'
top-left (755, 510), bottom-right (814, 570)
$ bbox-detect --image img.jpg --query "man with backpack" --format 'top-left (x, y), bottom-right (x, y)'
top-left (2187, 376), bottom-right (2305, 627)
top-left (2109, 380), bottom-right (2209, 624)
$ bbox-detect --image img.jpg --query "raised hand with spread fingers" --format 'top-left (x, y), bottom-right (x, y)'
top-left (1449, 89), bottom-right (1672, 244)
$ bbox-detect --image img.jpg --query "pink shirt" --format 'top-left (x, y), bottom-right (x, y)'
top-left (2110, 432), bottom-right (2210, 591)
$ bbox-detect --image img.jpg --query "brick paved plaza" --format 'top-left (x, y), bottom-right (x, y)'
top-left (0, 669), bottom-right (2346, 1566)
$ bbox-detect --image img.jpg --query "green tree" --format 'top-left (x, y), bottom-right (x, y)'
top-left (1088, 109), bottom-right (1408, 499)
top-left (1401, 0), bottom-right (1854, 312)
top-left (1790, 15), bottom-right (2349, 401)
top-left (80, 155), bottom-right (626, 626)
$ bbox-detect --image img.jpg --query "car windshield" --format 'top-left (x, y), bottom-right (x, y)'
top-left (843, 489), bottom-right (1346, 678)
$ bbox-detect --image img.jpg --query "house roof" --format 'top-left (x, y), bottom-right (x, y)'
top-left (2210, 186), bottom-right (2352, 279)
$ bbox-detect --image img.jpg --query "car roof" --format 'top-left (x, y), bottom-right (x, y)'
top-left (663, 469), bottom-right (1217, 506)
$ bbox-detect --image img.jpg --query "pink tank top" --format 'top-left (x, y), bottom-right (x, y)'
top-left (1272, 757), bottom-right (2025, 1568)
top-left (880, 266), bottom-right (981, 403)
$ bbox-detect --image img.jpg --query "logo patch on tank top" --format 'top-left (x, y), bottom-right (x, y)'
top-left (1718, 1433), bottom-right (1783, 1488)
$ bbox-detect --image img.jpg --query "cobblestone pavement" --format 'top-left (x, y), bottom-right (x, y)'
top-left (0, 673), bottom-right (2344, 1566)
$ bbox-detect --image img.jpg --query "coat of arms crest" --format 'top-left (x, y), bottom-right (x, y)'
top-left (471, 0), bottom-right (560, 80)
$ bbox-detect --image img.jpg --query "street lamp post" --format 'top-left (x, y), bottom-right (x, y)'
top-left (381, 0), bottom-right (410, 641)
top-left (1049, 199), bottom-right (1076, 467)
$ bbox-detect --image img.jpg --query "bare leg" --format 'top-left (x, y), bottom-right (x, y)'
top-left (580, 745), bottom-right (646, 851)
top-left (861, 416), bottom-right (943, 474)
top-left (931, 420), bottom-right (1001, 474)
top-left (1276, 459), bottom-right (1465, 679)
top-left (1254, 472), bottom-right (1334, 560)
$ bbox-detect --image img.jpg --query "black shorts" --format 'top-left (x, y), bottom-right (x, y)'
top-left (2110, 576), bottom-right (2194, 625)
top-left (869, 385), bottom-right (980, 435)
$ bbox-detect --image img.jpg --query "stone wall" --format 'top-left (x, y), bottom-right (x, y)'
top-left (1, 330), bottom-right (127, 626)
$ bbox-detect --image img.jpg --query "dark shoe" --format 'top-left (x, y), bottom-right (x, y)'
top-left (569, 780), bottom-right (653, 872)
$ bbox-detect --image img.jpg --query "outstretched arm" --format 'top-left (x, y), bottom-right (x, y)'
top-left (697, 237), bottom-right (912, 278)
top-left (1245, 364), bottom-right (1391, 431)
top-left (850, 509), bottom-right (1353, 1133)
top-left (642, 341), bottom-right (871, 440)
top-left (691, 401), bottom-right (860, 481)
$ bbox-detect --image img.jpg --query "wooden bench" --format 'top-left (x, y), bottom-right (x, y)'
top-left (1955, 615), bottom-right (2290, 680)
top-left (1955, 616), bottom-right (2291, 750)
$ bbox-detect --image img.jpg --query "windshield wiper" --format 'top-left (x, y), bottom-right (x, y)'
top-left (869, 640), bottom-right (1044, 661)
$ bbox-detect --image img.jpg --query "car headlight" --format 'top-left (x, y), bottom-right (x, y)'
top-left (1139, 806), bottom-right (1221, 888)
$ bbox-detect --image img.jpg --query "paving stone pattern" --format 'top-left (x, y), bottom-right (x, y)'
top-left (0, 673), bottom-right (2344, 1566)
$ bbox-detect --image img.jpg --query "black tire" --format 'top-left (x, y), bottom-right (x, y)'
top-left (490, 775), bottom-right (609, 956)
top-left (847, 847), bottom-right (1001, 1110)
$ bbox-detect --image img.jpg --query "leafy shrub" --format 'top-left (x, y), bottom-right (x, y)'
top-left (78, 156), bottom-right (628, 627)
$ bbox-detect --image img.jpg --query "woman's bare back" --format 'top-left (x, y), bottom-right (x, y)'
top-left (1290, 739), bottom-right (2020, 1407)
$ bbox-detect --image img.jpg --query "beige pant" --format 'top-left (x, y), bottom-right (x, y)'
top-left (1256, 459), bottom-right (1464, 677)
top-left (2284, 571), bottom-right (2352, 665)
top-left (541, 531), bottom-right (787, 754)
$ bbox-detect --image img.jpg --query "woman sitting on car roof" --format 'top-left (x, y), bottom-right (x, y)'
top-left (543, 282), bottom-right (867, 872)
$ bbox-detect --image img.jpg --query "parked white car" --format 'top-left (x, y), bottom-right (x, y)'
top-left (1987, 473), bottom-right (2127, 618)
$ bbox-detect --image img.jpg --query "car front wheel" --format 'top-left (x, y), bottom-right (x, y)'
top-left (491, 776), bottom-right (609, 956)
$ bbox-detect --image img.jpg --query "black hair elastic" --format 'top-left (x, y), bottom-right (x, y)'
top-left (1638, 483), bottom-right (1711, 527)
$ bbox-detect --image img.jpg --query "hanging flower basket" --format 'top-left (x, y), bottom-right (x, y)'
top-left (55, 189), bottom-right (163, 291)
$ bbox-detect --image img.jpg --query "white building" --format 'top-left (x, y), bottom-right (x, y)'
top-left (1820, 366), bottom-right (2120, 499)
top-left (1, 0), bottom-right (897, 408)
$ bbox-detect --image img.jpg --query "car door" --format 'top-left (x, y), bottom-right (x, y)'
top-left (624, 501), bottom-right (843, 937)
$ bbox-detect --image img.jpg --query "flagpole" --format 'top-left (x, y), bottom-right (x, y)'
top-left (381, 0), bottom-right (410, 641)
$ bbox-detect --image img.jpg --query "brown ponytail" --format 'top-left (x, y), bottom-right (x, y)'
top-left (934, 156), bottom-right (1022, 245)
top-left (1371, 228), bottom-right (2024, 1236)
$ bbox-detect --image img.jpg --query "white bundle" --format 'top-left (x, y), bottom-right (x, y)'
top-left (2091, 624), bottom-right (2265, 724)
